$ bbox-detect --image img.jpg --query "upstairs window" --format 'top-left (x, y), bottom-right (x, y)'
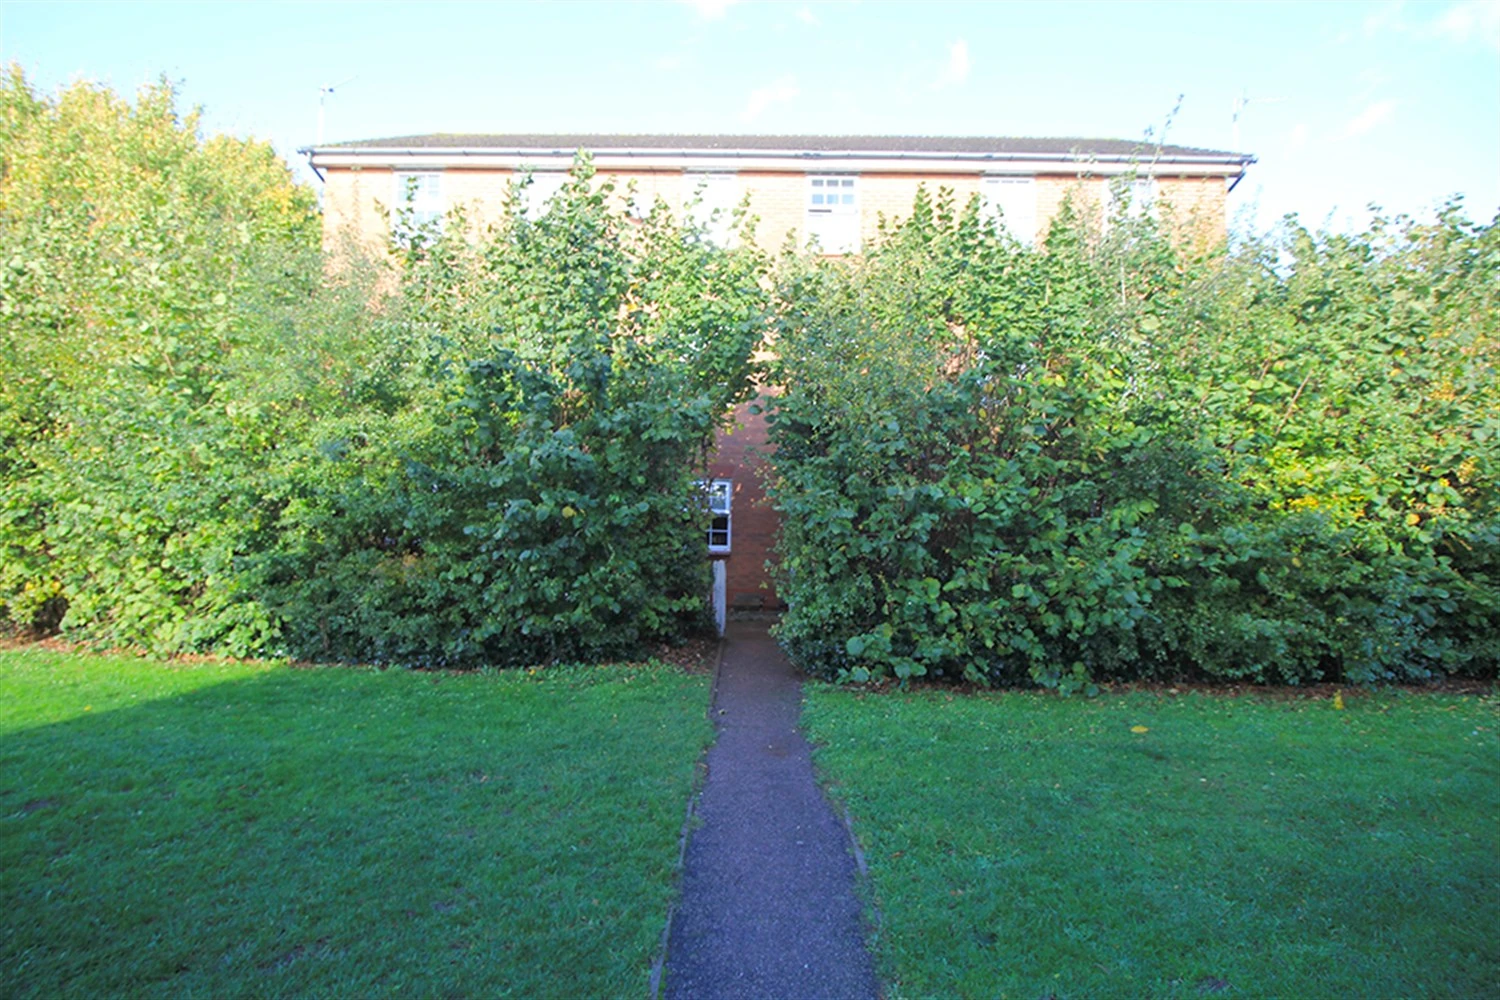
top-left (703, 479), bottom-right (731, 553)
top-left (981, 176), bottom-right (1037, 244)
top-left (684, 172), bottom-right (739, 247)
top-left (1110, 176), bottom-right (1158, 219)
top-left (517, 171), bottom-right (569, 220)
top-left (392, 171), bottom-right (443, 238)
top-left (806, 175), bottom-right (859, 254)
top-left (625, 184), bottom-right (656, 221)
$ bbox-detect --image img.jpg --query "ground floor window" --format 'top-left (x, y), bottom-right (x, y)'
top-left (704, 479), bottom-right (731, 552)
top-left (806, 175), bottom-right (859, 254)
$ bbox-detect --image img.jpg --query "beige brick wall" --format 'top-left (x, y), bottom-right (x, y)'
top-left (321, 165), bottom-right (1229, 252)
top-left (1036, 175), bottom-right (1107, 235)
top-left (1155, 175), bottom-right (1229, 248)
top-left (733, 172), bottom-right (805, 251)
top-left (321, 166), bottom-right (396, 255)
top-left (442, 169), bottom-right (516, 231)
top-left (857, 173), bottom-right (984, 246)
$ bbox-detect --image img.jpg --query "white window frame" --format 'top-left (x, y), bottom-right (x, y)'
top-left (517, 170), bottom-right (569, 221)
top-left (624, 181), bottom-right (655, 221)
top-left (981, 175), bottom-right (1037, 244)
top-left (702, 479), bottom-right (732, 553)
top-left (392, 171), bottom-right (444, 237)
top-left (1110, 175), bottom-right (1158, 219)
top-left (684, 171), bottom-right (739, 247)
top-left (805, 174), bottom-right (860, 254)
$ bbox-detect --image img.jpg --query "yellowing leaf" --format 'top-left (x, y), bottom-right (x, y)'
top-left (1130, 725), bottom-right (1150, 733)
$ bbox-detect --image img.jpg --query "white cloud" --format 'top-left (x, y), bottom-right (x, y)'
top-left (680, 0), bottom-right (740, 20)
top-left (1355, 0), bottom-right (1500, 50)
top-left (795, 6), bottom-right (819, 24)
top-left (933, 39), bottom-right (971, 89)
top-left (741, 74), bottom-right (799, 121)
top-left (655, 54), bottom-right (683, 71)
top-left (1336, 99), bottom-right (1396, 139)
top-left (1431, 0), bottom-right (1500, 50)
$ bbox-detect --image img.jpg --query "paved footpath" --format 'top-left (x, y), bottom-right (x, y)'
top-left (663, 621), bottom-right (879, 1000)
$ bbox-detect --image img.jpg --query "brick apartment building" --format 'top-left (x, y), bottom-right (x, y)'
top-left (304, 134), bottom-right (1253, 627)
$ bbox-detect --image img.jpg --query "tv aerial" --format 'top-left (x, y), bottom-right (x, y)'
top-left (317, 76), bottom-right (357, 144)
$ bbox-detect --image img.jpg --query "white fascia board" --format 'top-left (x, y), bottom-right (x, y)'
top-left (307, 147), bottom-right (1250, 178)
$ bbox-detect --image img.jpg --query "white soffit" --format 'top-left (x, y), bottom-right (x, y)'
top-left (308, 149), bottom-right (1247, 178)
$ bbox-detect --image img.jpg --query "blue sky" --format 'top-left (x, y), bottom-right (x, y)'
top-left (3, 0), bottom-right (1496, 234)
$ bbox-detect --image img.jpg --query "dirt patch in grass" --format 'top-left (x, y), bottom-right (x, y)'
top-left (837, 676), bottom-right (1497, 701)
top-left (646, 635), bottom-right (720, 674)
top-left (1, 631), bottom-right (723, 676)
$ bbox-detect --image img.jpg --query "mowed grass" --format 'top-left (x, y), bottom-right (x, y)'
top-left (805, 685), bottom-right (1499, 999)
top-left (0, 648), bottom-right (712, 997)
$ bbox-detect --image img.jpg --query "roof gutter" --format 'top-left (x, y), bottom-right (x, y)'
top-left (301, 146), bottom-right (1254, 180)
top-left (302, 144), bottom-right (1253, 167)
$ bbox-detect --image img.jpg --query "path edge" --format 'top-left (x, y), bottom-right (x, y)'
top-left (802, 681), bottom-right (888, 990)
top-left (648, 634), bottom-right (728, 1000)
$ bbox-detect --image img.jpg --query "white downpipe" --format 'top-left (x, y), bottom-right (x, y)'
top-left (712, 561), bottom-right (727, 637)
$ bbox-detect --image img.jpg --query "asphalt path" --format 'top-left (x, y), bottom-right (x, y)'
top-left (663, 621), bottom-right (879, 999)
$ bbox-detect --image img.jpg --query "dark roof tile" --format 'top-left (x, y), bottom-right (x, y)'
top-left (314, 133), bottom-right (1250, 160)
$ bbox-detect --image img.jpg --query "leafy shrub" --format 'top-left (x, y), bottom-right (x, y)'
top-left (767, 188), bottom-right (1498, 686)
top-left (0, 68), bottom-right (769, 665)
top-left (241, 167), bottom-right (770, 665)
top-left (3, 66), bottom-right (1492, 681)
top-left (0, 66), bottom-right (324, 647)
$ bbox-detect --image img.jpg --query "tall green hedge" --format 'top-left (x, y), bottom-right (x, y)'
top-left (767, 188), bottom-right (1499, 687)
top-left (0, 69), bottom-right (769, 665)
top-left (4, 68), bottom-right (1494, 680)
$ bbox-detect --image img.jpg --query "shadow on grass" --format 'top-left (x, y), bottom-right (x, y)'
top-left (0, 659), bottom-right (711, 997)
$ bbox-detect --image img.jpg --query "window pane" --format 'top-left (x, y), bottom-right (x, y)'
top-left (982, 176), bottom-right (1037, 244)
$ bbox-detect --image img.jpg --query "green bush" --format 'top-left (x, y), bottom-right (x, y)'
top-left (242, 168), bottom-right (771, 665)
top-left (767, 188), bottom-right (1499, 686)
top-left (0, 69), bottom-right (769, 665)
top-left (0, 66), bottom-right (325, 647)
top-left (4, 66), bottom-right (1492, 681)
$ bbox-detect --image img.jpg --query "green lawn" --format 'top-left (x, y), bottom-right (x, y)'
top-left (0, 648), bottom-right (712, 997)
top-left (805, 685), bottom-right (1500, 999)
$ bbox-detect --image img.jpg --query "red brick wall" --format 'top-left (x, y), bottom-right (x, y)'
top-left (706, 396), bottom-right (781, 610)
